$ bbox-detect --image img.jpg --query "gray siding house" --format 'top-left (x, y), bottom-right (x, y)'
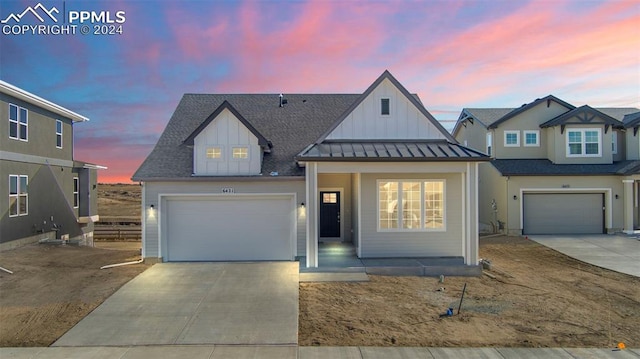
top-left (453, 95), bottom-right (640, 235)
top-left (133, 71), bottom-right (489, 268)
top-left (0, 81), bottom-right (102, 249)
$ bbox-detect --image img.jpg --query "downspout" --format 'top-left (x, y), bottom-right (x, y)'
top-left (100, 259), bottom-right (143, 269)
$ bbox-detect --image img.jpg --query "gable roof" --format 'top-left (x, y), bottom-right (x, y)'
top-left (452, 108), bottom-right (514, 136)
top-left (539, 105), bottom-right (623, 128)
top-left (623, 111), bottom-right (640, 128)
top-left (132, 94), bottom-right (360, 180)
top-left (182, 100), bottom-right (270, 148)
top-left (487, 95), bottom-right (575, 129)
top-left (315, 70), bottom-right (456, 143)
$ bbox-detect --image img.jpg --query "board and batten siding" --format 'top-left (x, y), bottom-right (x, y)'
top-left (326, 78), bottom-right (447, 140)
top-left (142, 180), bottom-right (306, 260)
top-left (359, 172), bottom-right (463, 258)
top-left (193, 108), bottom-right (261, 176)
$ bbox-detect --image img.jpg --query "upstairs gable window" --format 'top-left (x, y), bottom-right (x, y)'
top-left (232, 147), bottom-right (248, 159)
top-left (486, 132), bottom-right (492, 156)
top-left (9, 104), bottom-right (28, 141)
top-left (567, 128), bottom-right (601, 157)
top-left (206, 147), bottom-right (222, 159)
top-left (523, 130), bottom-right (539, 147)
top-left (504, 130), bottom-right (520, 147)
top-left (380, 98), bottom-right (390, 115)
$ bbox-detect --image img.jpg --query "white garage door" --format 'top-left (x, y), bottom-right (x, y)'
top-left (523, 193), bottom-right (604, 235)
top-left (164, 195), bottom-right (294, 261)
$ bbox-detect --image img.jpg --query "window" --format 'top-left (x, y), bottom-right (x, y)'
top-left (232, 147), bottom-right (248, 159)
top-left (322, 192), bottom-right (337, 203)
top-left (56, 120), bottom-right (63, 148)
top-left (380, 98), bottom-right (390, 115)
top-left (378, 180), bottom-right (445, 231)
top-left (9, 175), bottom-right (28, 217)
top-left (612, 132), bottom-right (618, 154)
top-left (567, 129), bottom-right (601, 157)
top-left (73, 177), bottom-right (79, 208)
top-left (523, 130), bottom-right (539, 147)
top-left (206, 147), bottom-right (221, 159)
top-left (504, 131), bottom-right (520, 147)
top-left (9, 104), bottom-right (28, 141)
top-left (486, 132), bottom-right (492, 156)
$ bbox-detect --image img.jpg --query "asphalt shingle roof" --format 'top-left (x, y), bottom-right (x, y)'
top-left (623, 111), bottom-right (640, 128)
top-left (539, 105), bottom-right (623, 128)
top-left (132, 94), bottom-right (361, 180)
top-left (491, 159), bottom-right (640, 176)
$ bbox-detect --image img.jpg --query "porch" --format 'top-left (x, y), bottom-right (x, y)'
top-left (298, 242), bottom-right (481, 277)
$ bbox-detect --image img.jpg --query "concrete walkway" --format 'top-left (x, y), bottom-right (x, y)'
top-left (530, 234), bottom-right (640, 277)
top-left (2, 346), bottom-right (638, 358)
top-left (54, 262), bottom-right (299, 346)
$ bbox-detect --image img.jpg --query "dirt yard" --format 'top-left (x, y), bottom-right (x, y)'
top-left (300, 236), bottom-right (640, 348)
top-left (0, 244), bottom-right (148, 347)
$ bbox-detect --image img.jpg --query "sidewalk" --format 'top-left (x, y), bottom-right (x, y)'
top-left (1, 346), bottom-right (638, 358)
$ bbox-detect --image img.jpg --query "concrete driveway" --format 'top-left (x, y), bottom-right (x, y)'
top-left (54, 262), bottom-right (299, 346)
top-left (530, 234), bottom-right (640, 277)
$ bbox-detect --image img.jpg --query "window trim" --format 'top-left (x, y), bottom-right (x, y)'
top-left (232, 146), bottom-right (249, 160)
top-left (9, 174), bottom-right (28, 217)
top-left (9, 103), bottom-right (28, 141)
top-left (73, 177), bottom-right (79, 208)
top-left (504, 130), bottom-right (520, 147)
top-left (486, 132), bottom-right (493, 156)
top-left (206, 146), bottom-right (222, 160)
top-left (377, 179), bottom-right (446, 232)
top-left (56, 120), bottom-right (63, 149)
top-left (566, 128), bottom-right (602, 157)
top-left (612, 132), bottom-right (618, 155)
top-left (523, 130), bottom-right (540, 147)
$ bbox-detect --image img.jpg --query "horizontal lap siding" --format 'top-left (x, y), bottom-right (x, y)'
top-left (360, 173), bottom-right (462, 258)
top-left (143, 180), bottom-right (306, 259)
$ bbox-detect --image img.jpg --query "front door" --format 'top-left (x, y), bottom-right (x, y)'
top-left (320, 191), bottom-right (340, 238)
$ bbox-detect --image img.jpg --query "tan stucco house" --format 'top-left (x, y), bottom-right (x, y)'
top-left (453, 95), bottom-right (640, 235)
top-left (133, 71), bottom-right (489, 269)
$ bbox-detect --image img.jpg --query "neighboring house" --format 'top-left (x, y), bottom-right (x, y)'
top-left (453, 95), bottom-right (640, 235)
top-left (133, 71), bottom-right (489, 268)
top-left (0, 81), bottom-right (103, 250)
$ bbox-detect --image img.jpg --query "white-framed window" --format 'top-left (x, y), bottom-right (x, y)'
top-left (232, 147), bottom-right (248, 159)
top-left (380, 98), bottom-right (390, 115)
top-left (9, 104), bottom-right (28, 141)
top-left (567, 128), bottom-right (601, 157)
top-left (523, 130), bottom-right (539, 147)
top-left (9, 175), bottom-right (28, 217)
top-left (504, 130), bottom-right (520, 147)
top-left (612, 132), bottom-right (618, 154)
top-left (206, 147), bottom-right (222, 159)
top-left (486, 132), bottom-right (492, 156)
top-left (378, 180), bottom-right (445, 231)
top-left (56, 120), bottom-right (63, 148)
top-left (73, 177), bottom-right (79, 208)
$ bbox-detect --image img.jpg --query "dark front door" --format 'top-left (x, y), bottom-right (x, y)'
top-left (320, 191), bottom-right (340, 238)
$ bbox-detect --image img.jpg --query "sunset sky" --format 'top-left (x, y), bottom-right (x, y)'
top-left (1, 0), bottom-right (638, 183)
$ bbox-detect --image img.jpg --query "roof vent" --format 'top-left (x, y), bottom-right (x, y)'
top-left (279, 94), bottom-right (288, 107)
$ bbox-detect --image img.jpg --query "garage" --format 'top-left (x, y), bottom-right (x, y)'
top-left (523, 193), bottom-right (604, 235)
top-left (163, 195), bottom-right (295, 261)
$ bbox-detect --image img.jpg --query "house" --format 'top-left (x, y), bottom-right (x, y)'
top-left (453, 95), bottom-right (640, 235)
top-left (0, 81), bottom-right (103, 250)
top-left (133, 71), bottom-right (489, 269)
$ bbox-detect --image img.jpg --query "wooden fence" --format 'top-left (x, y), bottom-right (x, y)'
top-left (94, 225), bottom-right (141, 241)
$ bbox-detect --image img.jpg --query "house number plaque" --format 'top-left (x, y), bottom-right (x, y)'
top-left (221, 187), bottom-right (235, 194)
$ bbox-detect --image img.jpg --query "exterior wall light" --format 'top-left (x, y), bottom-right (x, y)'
top-left (150, 204), bottom-right (155, 209)
top-left (513, 195), bottom-right (517, 200)
top-left (300, 202), bottom-right (305, 208)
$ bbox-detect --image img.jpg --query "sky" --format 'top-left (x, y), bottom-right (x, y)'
top-left (1, 0), bottom-right (639, 183)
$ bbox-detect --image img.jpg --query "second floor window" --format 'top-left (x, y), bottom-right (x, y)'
top-left (567, 129), bottom-right (601, 157)
top-left (232, 147), bottom-right (248, 159)
top-left (381, 98), bottom-right (390, 115)
top-left (73, 178), bottom-right (79, 208)
top-left (9, 104), bottom-right (28, 141)
top-left (56, 120), bottom-right (63, 148)
top-left (504, 131), bottom-right (520, 147)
